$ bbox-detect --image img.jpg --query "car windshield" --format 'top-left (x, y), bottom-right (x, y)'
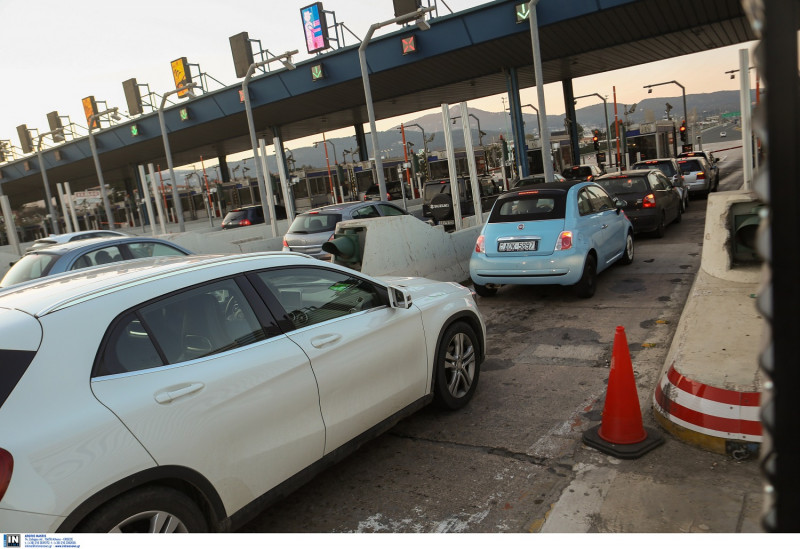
top-left (488, 191), bottom-right (566, 222)
top-left (288, 213), bottom-right (342, 233)
top-left (0, 253), bottom-right (59, 287)
top-left (597, 177), bottom-right (649, 195)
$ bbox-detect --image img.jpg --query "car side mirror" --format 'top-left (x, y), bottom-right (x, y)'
top-left (388, 286), bottom-right (413, 309)
top-left (614, 199), bottom-right (627, 213)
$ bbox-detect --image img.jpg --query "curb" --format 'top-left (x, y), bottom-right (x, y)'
top-left (653, 363), bottom-right (762, 459)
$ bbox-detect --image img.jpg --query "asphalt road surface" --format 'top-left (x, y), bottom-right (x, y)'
top-left (239, 148), bottom-right (763, 533)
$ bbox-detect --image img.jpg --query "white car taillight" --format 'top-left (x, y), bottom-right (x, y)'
top-left (555, 231), bottom-right (573, 251)
top-left (475, 235), bottom-right (486, 253)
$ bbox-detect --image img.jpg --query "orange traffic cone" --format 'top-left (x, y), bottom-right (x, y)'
top-left (582, 326), bottom-right (664, 459)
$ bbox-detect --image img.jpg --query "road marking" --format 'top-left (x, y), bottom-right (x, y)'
top-left (539, 462), bottom-right (618, 533)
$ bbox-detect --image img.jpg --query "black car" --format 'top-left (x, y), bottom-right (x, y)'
top-left (221, 205), bottom-right (286, 229)
top-left (562, 165), bottom-right (605, 181)
top-left (596, 169), bottom-right (682, 237)
top-left (362, 180), bottom-right (412, 201)
top-left (422, 177), bottom-right (501, 230)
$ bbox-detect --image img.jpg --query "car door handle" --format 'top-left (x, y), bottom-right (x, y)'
top-left (311, 334), bottom-right (341, 348)
top-left (601, 224), bottom-right (609, 229)
top-left (155, 383), bottom-right (205, 404)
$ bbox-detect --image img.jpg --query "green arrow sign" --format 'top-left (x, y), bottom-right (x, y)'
top-left (515, 3), bottom-right (530, 22)
top-left (311, 64), bottom-right (324, 81)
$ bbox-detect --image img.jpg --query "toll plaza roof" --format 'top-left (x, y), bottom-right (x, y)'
top-left (0, 0), bottom-right (758, 206)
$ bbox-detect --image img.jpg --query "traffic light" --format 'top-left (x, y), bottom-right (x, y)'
top-left (592, 131), bottom-right (600, 151)
top-left (322, 228), bottom-right (362, 267)
top-left (501, 137), bottom-right (509, 162)
top-left (679, 120), bottom-right (687, 143)
top-left (336, 163), bottom-right (345, 183)
top-left (411, 152), bottom-right (420, 173)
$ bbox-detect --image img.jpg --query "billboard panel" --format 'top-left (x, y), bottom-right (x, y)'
top-left (82, 96), bottom-right (99, 130)
top-left (171, 57), bottom-right (192, 97)
top-left (300, 3), bottom-right (329, 54)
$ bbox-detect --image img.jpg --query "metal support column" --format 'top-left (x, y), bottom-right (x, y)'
top-left (562, 79), bottom-right (580, 166)
top-left (505, 67), bottom-right (528, 177)
top-left (354, 124), bottom-right (368, 163)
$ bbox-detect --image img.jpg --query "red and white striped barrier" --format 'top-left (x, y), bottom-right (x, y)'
top-left (653, 364), bottom-right (762, 443)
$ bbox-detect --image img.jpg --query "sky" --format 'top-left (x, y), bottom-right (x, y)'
top-left (0, 0), bottom-right (761, 165)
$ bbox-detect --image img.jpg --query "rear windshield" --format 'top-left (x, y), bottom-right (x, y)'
top-left (223, 211), bottom-right (248, 222)
top-left (488, 191), bottom-right (566, 222)
top-left (634, 161), bottom-right (676, 177)
top-left (597, 177), bottom-right (649, 195)
top-left (678, 159), bottom-right (703, 173)
top-left (563, 167), bottom-right (591, 178)
top-left (288, 213), bottom-right (342, 233)
top-left (0, 253), bottom-right (58, 287)
top-left (424, 181), bottom-right (452, 202)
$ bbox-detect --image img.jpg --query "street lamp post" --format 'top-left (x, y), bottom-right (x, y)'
top-left (88, 107), bottom-right (121, 229)
top-left (158, 82), bottom-right (199, 233)
top-left (359, 7), bottom-right (434, 201)
top-left (644, 80), bottom-right (688, 145)
top-left (527, 0), bottom-right (554, 182)
top-left (574, 93), bottom-right (612, 169)
top-left (404, 123), bottom-right (430, 180)
top-left (243, 50), bottom-right (297, 231)
top-left (314, 138), bottom-right (341, 203)
top-left (35, 129), bottom-right (65, 234)
top-left (451, 113), bottom-right (485, 146)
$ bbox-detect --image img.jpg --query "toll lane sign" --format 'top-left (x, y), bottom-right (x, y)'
top-left (515, 3), bottom-right (530, 23)
top-left (402, 36), bottom-right (417, 54)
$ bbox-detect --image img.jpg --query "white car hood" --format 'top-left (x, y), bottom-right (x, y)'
top-left (377, 275), bottom-right (468, 300)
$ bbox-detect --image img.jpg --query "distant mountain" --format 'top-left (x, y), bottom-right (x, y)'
top-left (230, 89), bottom-right (753, 173)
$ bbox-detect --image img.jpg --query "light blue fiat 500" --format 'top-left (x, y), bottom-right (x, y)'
top-left (469, 180), bottom-right (634, 298)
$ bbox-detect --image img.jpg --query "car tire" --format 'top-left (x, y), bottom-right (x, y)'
top-left (433, 321), bottom-right (481, 410)
top-left (574, 254), bottom-right (597, 298)
top-left (472, 282), bottom-right (497, 297)
top-left (619, 232), bottom-right (634, 265)
top-left (77, 486), bottom-right (208, 533)
top-left (654, 212), bottom-right (666, 238)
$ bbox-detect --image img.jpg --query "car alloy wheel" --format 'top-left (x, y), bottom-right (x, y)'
top-left (434, 322), bottom-right (480, 410)
top-left (78, 487), bottom-right (208, 533)
top-left (619, 232), bottom-right (634, 265)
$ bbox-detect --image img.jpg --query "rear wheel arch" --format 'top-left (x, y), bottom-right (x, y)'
top-left (58, 466), bottom-right (227, 533)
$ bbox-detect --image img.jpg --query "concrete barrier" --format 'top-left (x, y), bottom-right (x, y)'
top-left (701, 190), bottom-right (763, 283)
top-left (653, 189), bottom-right (765, 457)
top-left (335, 215), bottom-right (484, 283)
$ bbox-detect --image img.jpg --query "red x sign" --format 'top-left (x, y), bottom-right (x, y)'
top-left (402, 35), bottom-right (417, 55)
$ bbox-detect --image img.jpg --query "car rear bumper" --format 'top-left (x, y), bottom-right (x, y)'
top-left (469, 251), bottom-right (583, 286)
top-left (686, 180), bottom-right (711, 193)
top-left (624, 209), bottom-right (661, 234)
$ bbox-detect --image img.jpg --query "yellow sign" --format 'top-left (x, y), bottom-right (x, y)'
top-left (82, 96), bottom-right (99, 129)
top-left (171, 57), bottom-right (191, 97)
